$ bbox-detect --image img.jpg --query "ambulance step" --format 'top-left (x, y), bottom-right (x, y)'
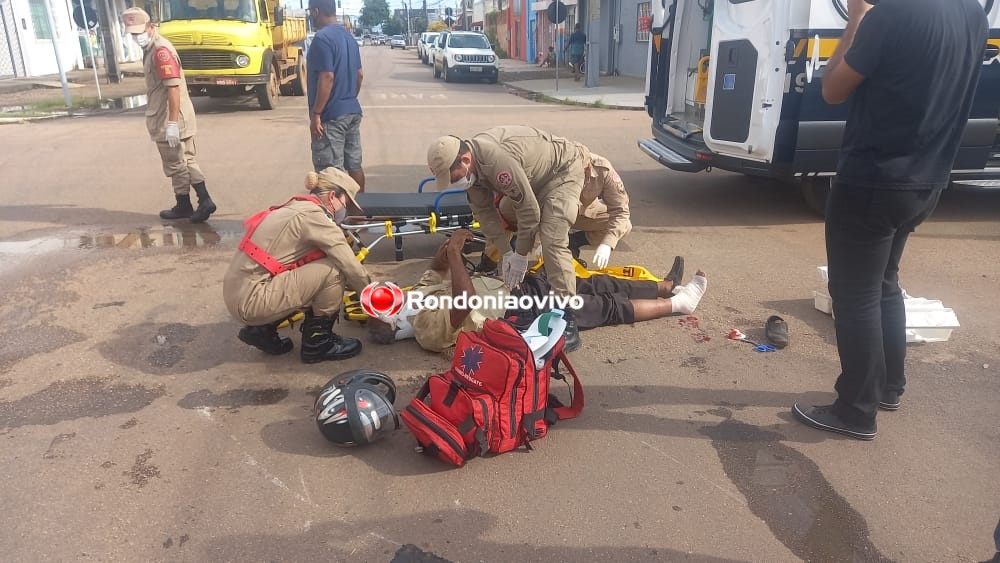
top-left (951, 179), bottom-right (1000, 189)
top-left (638, 139), bottom-right (706, 173)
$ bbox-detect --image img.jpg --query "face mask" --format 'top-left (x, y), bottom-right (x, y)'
top-left (450, 164), bottom-right (475, 190)
top-left (334, 206), bottom-right (347, 225)
top-left (133, 32), bottom-right (150, 48)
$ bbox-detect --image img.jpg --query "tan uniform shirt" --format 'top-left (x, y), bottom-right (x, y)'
top-left (410, 269), bottom-right (508, 352)
top-left (581, 153), bottom-right (632, 248)
top-left (144, 35), bottom-right (196, 142)
top-left (224, 200), bottom-right (370, 290)
top-left (465, 126), bottom-right (584, 257)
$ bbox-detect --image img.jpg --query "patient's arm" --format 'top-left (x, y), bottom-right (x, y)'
top-left (448, 231), bottom-right (477, 329)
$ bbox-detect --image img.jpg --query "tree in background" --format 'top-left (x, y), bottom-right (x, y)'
top-left (359, 0), bottom-right (390, 29)
top-left (412, 17), bottom-right (427, 33)
top-left (382, 16), bottom-right (405, 35)
top-left (426, 20), bottom-right (447, 32)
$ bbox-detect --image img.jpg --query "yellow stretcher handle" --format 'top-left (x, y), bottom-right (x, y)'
top-left (384, 221), bottom-right (393, 239)
top-left (695, 56), bottom-right (711, 104)
top-left (276, 311), bottom-right (305, 329)
top-left (429, 212), bottom-right (438, 233)
top-left (356, 247), bottom-right (370, 262)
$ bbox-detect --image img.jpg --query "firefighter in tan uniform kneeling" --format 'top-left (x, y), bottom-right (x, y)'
top-left (427, 126), bottom-right (586, 352)
top-left (224, 168), bottom-right (370, 363)
top-left (498, 149), bottom-right (632, 269)
top-left (122, 8), bottom-right (216, 223)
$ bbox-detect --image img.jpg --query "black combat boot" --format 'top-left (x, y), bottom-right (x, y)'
top-left (190, 181), bottom-right (217, 224)
top-left (568, 231), bottom-right (589, 260)
top-left (562, 308), bottom-right (582, 353)
top-left (238, 322), bottom-right (294, 355)
top-left (300, 312), bottom-right (362, 363)
top-left (160, 194), bottom-right (194, 220)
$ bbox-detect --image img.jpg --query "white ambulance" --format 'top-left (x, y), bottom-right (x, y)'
top-left (638, 0), bottom-right (1000, 214)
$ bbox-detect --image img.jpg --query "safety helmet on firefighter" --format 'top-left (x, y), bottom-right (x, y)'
top-left (313, 369), bottom-right (399, 446)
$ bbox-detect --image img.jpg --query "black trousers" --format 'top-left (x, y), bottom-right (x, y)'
top-left (825, 182), bottom-right (943, 424)
top-left (574, 275), bottom-right (659, 330)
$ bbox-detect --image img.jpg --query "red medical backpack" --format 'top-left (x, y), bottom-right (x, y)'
top-left (400, 318), bottom-right (584, 467)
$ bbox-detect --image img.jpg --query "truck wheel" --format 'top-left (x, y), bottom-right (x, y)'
top-left (800, 176), bottom-right (832, 218)
top-left (291, 57), bottom-right (307, 97)
top-left (433, 63), bottom-right (441, 79)
top-left (443, 63), bottom-right (452, 82)
top-left (258, 63), bottom-right (280, 110)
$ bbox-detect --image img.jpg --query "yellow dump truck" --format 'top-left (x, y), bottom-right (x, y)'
top-left (156, 0), bottom-right (308, 109)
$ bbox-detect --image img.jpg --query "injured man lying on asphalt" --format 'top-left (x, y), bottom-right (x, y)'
top-left (368, 229), bottom-right (708, 353)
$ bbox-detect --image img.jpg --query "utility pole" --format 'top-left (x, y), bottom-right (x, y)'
top-left (405, 0), bottom-right (410, 38)
top-left (96, 0), bottom-right (121, 83)
top-left (43, 0), bottom-right (72, 106)
top-left (421, 0), bottom-right (427, 32)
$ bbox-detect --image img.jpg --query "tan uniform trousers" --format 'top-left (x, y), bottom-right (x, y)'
top-left (527, 163), bottom-right (583, 297)
top-left (230, 257), bottom-right (345, 325)
top-left (500, 196), bottom-right (610, 247)
top-left (156, 138), bottom-right (206, 195)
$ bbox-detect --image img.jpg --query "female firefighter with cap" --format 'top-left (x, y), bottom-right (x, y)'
top-left (223, 167), bottom-right (370, 363)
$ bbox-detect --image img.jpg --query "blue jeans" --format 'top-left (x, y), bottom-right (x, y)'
top-left (825, 182), bottom-right (943, 424)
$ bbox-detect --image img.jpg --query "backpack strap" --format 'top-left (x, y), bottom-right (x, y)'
top-left (547, 350), bottom-right (584, 421)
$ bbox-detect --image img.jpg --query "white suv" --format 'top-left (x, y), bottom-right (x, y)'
top-left (432, 31), bottom-right (499, 84)
top-left (418, 32), bottom-right (439, 64)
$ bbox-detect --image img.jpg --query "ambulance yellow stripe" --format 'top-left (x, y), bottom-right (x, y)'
top-left (793, 37), bottom-right (1000, 60)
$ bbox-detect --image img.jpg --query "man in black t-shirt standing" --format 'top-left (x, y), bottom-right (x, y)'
top-left (792, 0), bottom-right (988, 440)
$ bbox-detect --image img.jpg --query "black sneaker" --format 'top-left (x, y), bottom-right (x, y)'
top-left (792, 403), bottom-right (877, 441)
top-left (879, 391), bottom-right (901, 411)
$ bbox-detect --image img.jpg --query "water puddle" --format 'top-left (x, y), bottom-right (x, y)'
top-left (0, 378), bottom-right (165, 429)
top-left (0, 222), bottom-right (242, 269)
top-left (178, 388), bottom-right (289, 409)
top-left (700, 412), bottom-right (891, 562)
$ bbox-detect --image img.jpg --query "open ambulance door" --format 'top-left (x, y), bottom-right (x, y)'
top-left (702, 0), bottom-right (790, 163)
top-left (644, 0), bottom-right (677, 120)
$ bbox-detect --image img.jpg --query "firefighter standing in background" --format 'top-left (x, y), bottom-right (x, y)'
top-left (122, 7), bottom-right (216, 223)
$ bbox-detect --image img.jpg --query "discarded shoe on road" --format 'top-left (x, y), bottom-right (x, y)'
top-left (766, 315), bottom-right (789, 349)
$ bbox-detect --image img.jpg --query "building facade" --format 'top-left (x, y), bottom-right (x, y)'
top-left (1, 0), bottom-right (84, 78)
top-left (474, 0), bottom-right (648, 76)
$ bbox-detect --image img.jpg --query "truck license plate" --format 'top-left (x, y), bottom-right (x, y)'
top-left (470, 67), bottom-right (482, 72)
top-left (215, 78), bottom-right (239, 85)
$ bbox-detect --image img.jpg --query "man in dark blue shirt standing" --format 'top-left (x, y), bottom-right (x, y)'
top-left (307, 0), bottom-right (366, 191)
top-left (792, 0), bottom-right (988, 440)
top-left (565, 24), bottom-right (586, 81)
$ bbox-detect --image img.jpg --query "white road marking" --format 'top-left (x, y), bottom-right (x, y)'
top-left (364, 104), bottom-right (552, 109)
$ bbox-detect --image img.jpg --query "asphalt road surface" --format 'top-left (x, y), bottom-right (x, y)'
top-left (1, 46), bottom-right (998, 562)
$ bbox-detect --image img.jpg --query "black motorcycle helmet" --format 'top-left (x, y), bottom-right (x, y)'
top-left (314, 369), bottom-right (399, 446)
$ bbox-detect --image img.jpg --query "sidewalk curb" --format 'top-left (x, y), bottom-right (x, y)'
top-left (501, 82), bottom-right (644, 111)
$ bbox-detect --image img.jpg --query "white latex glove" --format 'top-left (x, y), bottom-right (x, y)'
top-left (165, 121), bottom-right (180, 148)
top-left (501, 250), bottom-right (529, 289)
top-left (592, 244), bottom-right (612, 270)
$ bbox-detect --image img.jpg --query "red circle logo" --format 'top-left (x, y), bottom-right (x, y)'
top-left (360, 282), bottom-right (405, 321)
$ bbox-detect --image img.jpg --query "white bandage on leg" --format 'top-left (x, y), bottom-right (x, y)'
top-left (669, 275), bottom-right (707, 315)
